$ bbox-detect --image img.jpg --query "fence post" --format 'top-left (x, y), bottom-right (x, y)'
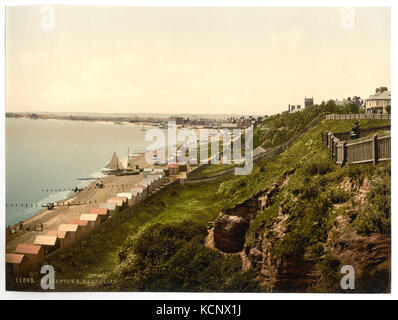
top-left (341, 141), bottom-right (347, 165)
top-left (373, 134), bottom-right (378, 164)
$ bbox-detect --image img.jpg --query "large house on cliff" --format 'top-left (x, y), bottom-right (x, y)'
top-left (365, 87), bottom-right (391, 114)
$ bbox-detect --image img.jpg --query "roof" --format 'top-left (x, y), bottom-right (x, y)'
top-left (58, 224), bottom-right (79, 232)
top-left (144, 168), bottom-right (153, 172)
top-left (99, 202), bottom-right (117, 210)
top-left (69, 220), bottom-right (89, 226)
top-left (47, 230), bottom-right (67, 239)
top-left (107, 197), bottom-right (127, 206)
top-left (108, 196), bottom-right (127, 202)
top-left (117, 192), bottom-right (133, 199)
top-left (80, 214), bottom-right (99, 222)
top-left (15, 243), bottom-right (42, 255)
top-left (366, 90), bottom-right (391, 101)
top-left (6, 253), bottom-right (24, 264)
top-left (130, 187), bottom-right (144, 193)
top-left (168, 163), bottom-right (179, 168)
top-left (90, 208), bottom-right (109, 215)
top-left (134, 185), bottom-right (146, 190)
top-left (34, 235), bottom-right (58, 246)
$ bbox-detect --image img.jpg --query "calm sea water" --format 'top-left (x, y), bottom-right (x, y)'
top-left (5, 118), bottom-right (155, 226)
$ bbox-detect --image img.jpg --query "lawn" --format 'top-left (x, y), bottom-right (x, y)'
top-left (51, 180), bottom-right (225, 286)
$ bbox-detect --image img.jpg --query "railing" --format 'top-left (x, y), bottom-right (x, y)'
top-left (326, 113), bottom-right (391, 120)
top-left (322, 130), bottom-right (391, 165)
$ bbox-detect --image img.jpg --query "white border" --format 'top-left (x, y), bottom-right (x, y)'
top-left (0, 0), bottom-right (395, 300)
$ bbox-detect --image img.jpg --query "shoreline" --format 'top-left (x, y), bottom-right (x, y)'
top-left (6, 115), bottom-right (162, 128)
top-left (5, 151), bottom-right (157, 252)
top-left (5, 171), bottom-right (148, 252)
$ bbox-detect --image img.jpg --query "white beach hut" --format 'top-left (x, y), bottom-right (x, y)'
top-left (143, 168), bottom-right (153, 178)
top-left (117, 192), bottom-right (134, 206)
top-left (79, 214), bottom-right (101, 231)
top-left (58, 223), bottom-right (82, 241)
top-left (137, 180), bottom-right (151, 194)
top-left (99, 202), bottom-right (117, 215)
top-left (131, 187), bottom-right (145, 200)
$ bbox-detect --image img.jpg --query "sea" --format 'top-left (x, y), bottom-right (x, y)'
top-left (5, 118), bottom-right (157, 226)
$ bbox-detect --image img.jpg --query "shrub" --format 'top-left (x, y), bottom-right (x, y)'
top-left (106, 221), bottom-right (260, 292)
top-left (303, 158), bottom-right (334, 176)
top-left (319, 254), bottom-right (341, 291)
top-left (327, 188), bottom-right (349, 204)
top-left (355, 176), bottom-right (391, 235)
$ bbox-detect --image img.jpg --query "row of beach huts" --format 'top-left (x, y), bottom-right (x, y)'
top-left (6, 168), bottom-right (167, 278)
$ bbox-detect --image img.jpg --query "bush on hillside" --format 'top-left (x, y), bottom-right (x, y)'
top-left (105, 221), bottom-right (260, 292)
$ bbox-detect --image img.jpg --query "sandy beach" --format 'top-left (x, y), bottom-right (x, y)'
top-left (6, 153), bottom-right (166, 252)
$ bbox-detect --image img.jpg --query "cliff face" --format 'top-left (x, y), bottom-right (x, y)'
top-left (212, 171), bottom-right (293, 254)
top-left (211, 168), bottom-right (390, 293)
top-left (209, 121), bottom-right (390, 292)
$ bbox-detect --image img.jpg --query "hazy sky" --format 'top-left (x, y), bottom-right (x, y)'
top-left (6, 6), bottom-right (390, 116)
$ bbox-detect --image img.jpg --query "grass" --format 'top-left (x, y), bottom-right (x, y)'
top-left (188, 163), bottom-right (236, 179)
top-left (217, 118), bottom-right (390, 266)
top-left (50, 116), bottom-right (390, 292)
top-left (51, 181), bottom-right (225, 286)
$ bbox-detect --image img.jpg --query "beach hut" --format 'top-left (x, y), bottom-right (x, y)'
top-left (150, 175), bottom-right (159, 189)
top-left (151, 175), bottom-right (160, 189)
top-left (130, 187), bottom-right (144, 201)
top-left (99, 202), bottom-right (117, 215)
top-left (138, 180), bottom-right (152, 193)
top-left (14, 244), bottom-right (44, 270)
top-left (154, 175), bottom-right (162, 188)
top-left (154, 169), bottom-right (165, 183)
top-left (6, 253), bottom-right (28, 275)
top-left (143, 168), bottom-right (153, 178)
top-left (69, 220), bottom-right (90, 236)
top-left (58, 223), bottom-right (82, 241)
top-left (168, 163), bottom-right (179, 175)
top-left (145, 174), bottom-right (157, 191)
top-left (133, 185), bottom-right (147, 199)
top-left (80, 214), bottom-right (101, 231)
top-left (90, 207), bottom-right (110, 222)
top-left (130, 191), bottom-right (139, 202)
top-left (107, 196), bottom-right (128, 210)
top-left (34, 235), bottom-right (60, 255)
top-left (116, 192), bottom-right (134, 206)
top-left (46, 230), bottom-right (72, 250)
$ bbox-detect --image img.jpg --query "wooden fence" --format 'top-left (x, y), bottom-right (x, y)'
top-left (322, 130), bottom-right (391, 165)
top-left (326, 113), bottom-right (391, 120)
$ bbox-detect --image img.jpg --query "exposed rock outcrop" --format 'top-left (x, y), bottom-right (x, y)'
top-left (211, 169), bottom-right (294, 254)
top-left (213, 215), bottom-right (249, 253)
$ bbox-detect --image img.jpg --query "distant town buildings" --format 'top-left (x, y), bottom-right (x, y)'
top-left (287, 97), bottom-right (314, 113)
top-left (304, 97), bottom-right (314, 108)
top-left (334, 96), bottom-right (363, 108)
top-left (288, 104), bottom-right (302, 113)
top-left (365, 87), bottom-right (391, 114)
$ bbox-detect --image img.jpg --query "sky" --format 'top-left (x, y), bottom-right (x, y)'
top-left (6, 6), bottom-right (390, 116)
